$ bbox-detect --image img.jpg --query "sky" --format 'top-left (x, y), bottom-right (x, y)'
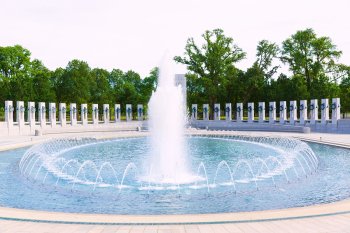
top-left (1, 0), bottom-right (349, 78)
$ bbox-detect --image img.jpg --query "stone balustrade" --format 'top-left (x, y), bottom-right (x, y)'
top-left (190, 98), bottom-right (341, 125)
top-left (1, 98), bottom-right (344, 135)
top-left (2, 101), bottom-right (146, 134)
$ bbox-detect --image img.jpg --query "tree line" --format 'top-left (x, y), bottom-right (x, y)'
top-left (175, 28), bottom-right (350, 115)
top-left (0, 45), bottom-right (157, 116)
top-left (1, 28), bottom-right (350, 119)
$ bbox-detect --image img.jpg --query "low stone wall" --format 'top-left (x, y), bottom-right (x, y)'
top-left (190, 120), bottom-right (311, 133)
top-left (0, 121), bottom-right (145, 136)
top-left (189, 119), bottom-right (350, 134)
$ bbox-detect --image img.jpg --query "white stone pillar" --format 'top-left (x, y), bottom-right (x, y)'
top-left (28, 102), bottom-right (36, 129)
top-left (49, 103), bottom-right (56, 127)
top-left (126, 104), bottom-right (132, 121)
top-left (214, 104), bottom-right (220, 121)
top-left (289, 100), bottom-right (297, 125)
top-left (258, 102), bottom-right (265, 123)
top-left (225, 103), bottom-right (232, 121)
top-left (70, 103), bottom-right (77, 126)
top-left (191, 104), bottom-right (198, 120)
top-left (115, 104), bottom-right (121, 122)
top-left (103, 104), bottom-right (110, 124)
top-left (310, 99), bottom-right (318, 125)
top-left (299, 100), bottom-right (307, 125)
top-left (268, 102), bottom-right (276, 124)
top-left (137, 104), bottom-right (143, 121)
top-left (59, 103), bottom-right (66, 127)
top-left (203, 104), bottom-right (209, 120)
top-left (236, 103), bottom-right (243, 122)
top-left (16, 101), bottom-right (25, 128)
top-left (81, 104), bottom-right (88, 125)
top-left (331, 98), bottom-right (341, 125)
top-left (92, 104), bottom-right (98, 124)
top-left (321, 99), bottom-right (329, 125)
top-left (247, 102), bottom-right (254, 123)
top-left (279, 101), bottom-right (287, 124)
top-left (5, 100), bottom-right (14, 127)
top-left (38, 102), bottom-right (46, 128)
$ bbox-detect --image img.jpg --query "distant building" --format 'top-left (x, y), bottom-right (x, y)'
top-left (175, 74), bottom-right (187, 107)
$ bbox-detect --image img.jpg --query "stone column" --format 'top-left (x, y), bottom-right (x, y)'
top-left (59, 103), bottom-right (66, 127)
top-left (258, 102), bottom-right (265, 123)
top-left (92, 104), bottom-right (99, 125)
top-left (70, 103), bottom-right (77, 126)
top-left (49, 103), bottom-right (56, 127)
top-left (28, 102), bottom-right (36, 129)
top-left (331, 98), bottom-right (341, 125)
top-left (126, 104), bottom-right (132, 121)
top-left (5, 101), bottom-right (14, 128)
top-left (268, 102), bottom-right (276, 124)
top-left (289, 100), bottom-right (297, 125)
top-left (38, 102), bottom-right (46, 128)
top-left (137, 104), bottom-right (143, 121)
top-left (310, 99), bottom-right (318, 125)
top-left (214, 104), bottom-right (220, 121)
top-left (321, 99), bottom-right (329, 125)
top-left (16, 101), bottom-right (25, 128)
top-left (247, 102), bottom-right (254, 123)
top-left (103, 104), bottom-right (109, 124)
top-left (191, 104), bottom-right (197, 120)
top-left (115, 104), bottom-right (121, 122)
top-left (203, 104), bottom-right (209, 121)
top-left (299, 100), bottom-right (307, 125)
top-left (279, 101), bottom-right (287, 124)
top-left (81, 104), bottom-right (88, 125)
top-left (225, 103), bottom-right (232, 121)
top-left (236, 103), bottom-right (243, 122)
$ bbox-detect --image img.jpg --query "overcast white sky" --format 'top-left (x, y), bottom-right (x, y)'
top-left (1, 0), bottom-right (349, 77)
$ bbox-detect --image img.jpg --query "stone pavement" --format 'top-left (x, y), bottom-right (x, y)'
top-left (1, 213), bottom-right (350, 233)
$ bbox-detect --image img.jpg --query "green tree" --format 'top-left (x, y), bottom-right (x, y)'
top-left (0, 45), bottom-right (33, 102)
top-left (57, 60), bottom-right (91, 103)
top-left (256, 40), bottom-right (280, 80)
top-left (31, 59), bottom-right (56, 102)
top-left (90, 68), bottom-right (112, 105)
top-left (140, 67), bottom-right (158, 105)
top-left (174, 29), bottom-right (246, 111)
top-left (281, 29), bottom-right (342, 94)
top-left (339, 66), bottom-right (350, 113)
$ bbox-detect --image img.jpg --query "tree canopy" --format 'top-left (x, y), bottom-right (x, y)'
top-left (1, 27), bottom-right (350, 119)
top-left (0, 45), bottom-right (158, 117)
top-left (175, 28), bottom-right (350, 113)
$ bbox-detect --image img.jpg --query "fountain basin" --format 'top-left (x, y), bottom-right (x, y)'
top-left (1, 135), bottom-right (350, 215)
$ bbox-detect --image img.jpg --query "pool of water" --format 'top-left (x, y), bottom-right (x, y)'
top-left (1, 135), bottom-right (350, 214)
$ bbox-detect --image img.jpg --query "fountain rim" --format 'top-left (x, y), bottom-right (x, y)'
top-left (1, 130), bottom-right (350, 225)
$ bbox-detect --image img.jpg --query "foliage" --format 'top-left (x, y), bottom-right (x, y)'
top-left (175, 28), bottom-right (349, 113)
top-left (0, 45), bottom-right (157, 113)
top-left (281, 28), bottom-right (342, 95)
top-left (1, 27), bottom-right (350, 116)
top-left (174, 28), bottom-right (246, 113)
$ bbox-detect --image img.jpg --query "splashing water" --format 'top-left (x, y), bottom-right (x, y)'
top-left (145, 56), bottom-right (199, 184)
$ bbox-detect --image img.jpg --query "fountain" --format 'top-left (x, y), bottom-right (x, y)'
top-left (11, 58), bottom-right (337, 215)
top-left (145, 58), bottom-right (198, 184)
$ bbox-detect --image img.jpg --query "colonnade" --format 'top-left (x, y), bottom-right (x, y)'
top-left (191, 98), bottom-right (341, 125)
top-left (4, 101), bottom-right (145, 129)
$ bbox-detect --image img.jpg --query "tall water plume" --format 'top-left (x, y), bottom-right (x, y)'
top-left (146, 56), bottom-right (197, 184)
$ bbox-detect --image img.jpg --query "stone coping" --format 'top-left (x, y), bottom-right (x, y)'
top-left (1, 129), bottom-right (350, 225)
